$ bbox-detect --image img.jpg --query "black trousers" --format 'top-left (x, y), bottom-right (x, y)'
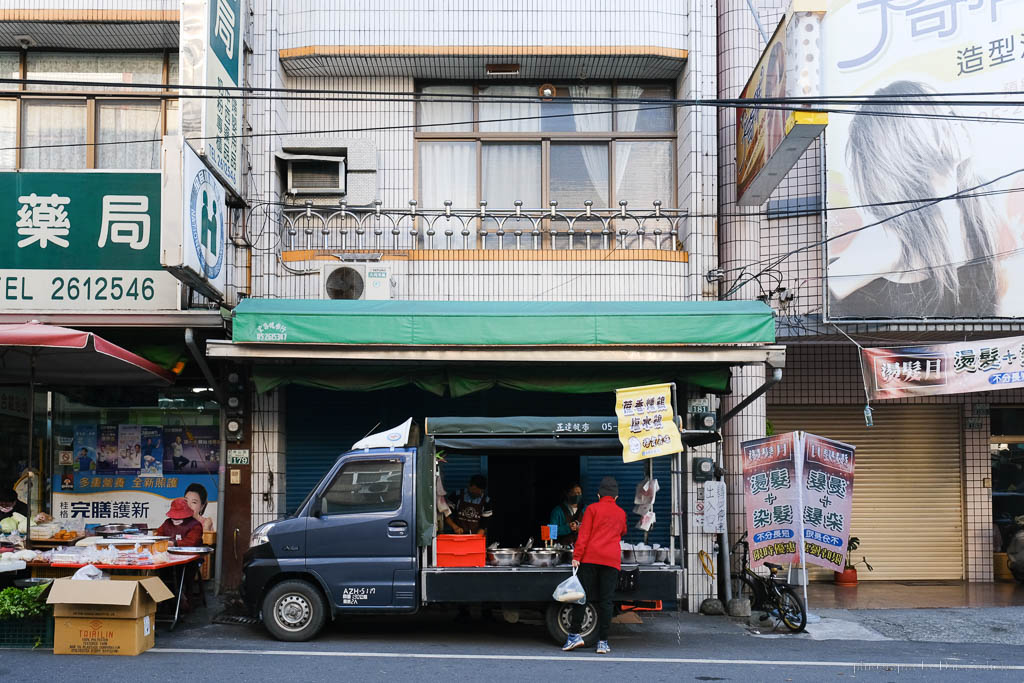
top-left (569, 563), bottom-right (619, 641)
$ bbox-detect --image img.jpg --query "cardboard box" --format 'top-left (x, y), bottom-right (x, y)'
top-left (47, 577), bottom-right (174, 619)
top-left (53, 613), bottom-right (155, 656)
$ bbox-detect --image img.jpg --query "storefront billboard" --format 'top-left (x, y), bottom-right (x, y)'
top-left (743, 431), bottom-right (856, 571)
top-left (863, 334), bottom-right (1024, 399)
top-left (800, 433), bottom-right (855, 572)
top-left (180, 0), bottom-right (244, 197)
top-left (735, 2), bottom-right (827, 206)
top-left (824, 0), bottom-right (1024, 319)
top-left (0, 171), bottom-right (180, 312)
top-left (615, 383), bottom-right (683, 463)
top-left (741, 432), bottom-right (801, 568)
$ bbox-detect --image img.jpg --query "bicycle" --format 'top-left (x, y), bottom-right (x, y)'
top-left (730, 531), bottom-right (807, 633)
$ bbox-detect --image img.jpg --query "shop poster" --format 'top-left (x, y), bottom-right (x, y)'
top-left (140, 426), bottom-right (164, 477)
top-left (615, 383), bottom-right (683, 463)
top-left (741, 432), bottom-right (801, 568)
top-left (97, 425), bottom-right (119, 473)
top-left (800, 434), bottom-right (856, 572)
top-left (163, 425), bottom-right (219, 474)
top-left (117, 424), bottom-right (142, 473)
top-left (72, 425), bottom-right (98, 473)
top-left (741, 432), bottom-right (857, 572)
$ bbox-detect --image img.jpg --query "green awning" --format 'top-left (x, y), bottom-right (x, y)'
top-left (231, 299), bottom-right (775, 346)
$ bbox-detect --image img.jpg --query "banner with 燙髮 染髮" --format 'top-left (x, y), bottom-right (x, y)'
top-left (741, 432), bottom-right (801, 568)
top-left (799, 433), bottom-right (856, 572)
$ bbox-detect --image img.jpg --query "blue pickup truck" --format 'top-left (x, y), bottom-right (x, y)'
top-left (242, 416), bottom-right (683, 643)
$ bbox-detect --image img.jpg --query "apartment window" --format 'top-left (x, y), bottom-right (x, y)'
top-left (415, 82), bottom-right (676, 249)
top-left (0, 51), bottom-right (177, 170)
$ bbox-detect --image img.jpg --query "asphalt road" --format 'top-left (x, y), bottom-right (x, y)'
top-left (4, 608), bottom-right (1023, 682)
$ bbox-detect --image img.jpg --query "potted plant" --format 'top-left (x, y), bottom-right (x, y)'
top-left (834, 537), bottom-right (874, 585)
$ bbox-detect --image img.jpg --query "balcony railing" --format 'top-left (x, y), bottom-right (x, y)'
top-left (273, 200), bottom-right (687, 263)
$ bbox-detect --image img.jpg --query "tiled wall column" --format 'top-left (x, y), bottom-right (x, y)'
top-left (251, 389), bottom-right (287, 527)
top-left (964, 404), bottom-right (994, 581)
top-left (717, 0), bottom-right (768, 561)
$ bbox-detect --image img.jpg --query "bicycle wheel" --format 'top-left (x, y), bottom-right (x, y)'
top-left (776, 585), bottom-right (807, 633)
top-left (731, 573), bottom-right (764, 610)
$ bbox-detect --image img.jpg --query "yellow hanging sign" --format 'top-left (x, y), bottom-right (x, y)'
top-left (615, 383), bottom-right (683, 463)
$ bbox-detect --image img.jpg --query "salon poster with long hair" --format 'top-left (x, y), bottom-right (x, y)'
top-left (824, 0), bottom-right (1024, 319)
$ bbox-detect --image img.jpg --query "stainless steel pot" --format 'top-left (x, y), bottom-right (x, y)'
top-left (487, 548), bottom-right (524, 567)
top-left (633, 548), bottom-right (656, 564)
top-left (524, 549), bottom-right (560, 567)
top-left (621, 547), bottom-right (635, 563)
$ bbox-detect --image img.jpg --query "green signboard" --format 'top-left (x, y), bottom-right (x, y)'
top-left (1, 170), bottom-right (179, 311)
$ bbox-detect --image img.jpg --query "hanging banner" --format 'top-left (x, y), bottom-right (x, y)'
top-left (800, 433), bottom-right (856, 572)
top-left (741, 432), bottom-right (801, 567)
top-left (615, 383), bottom-right (683, 463)
top-left (51, 474), bottom-right (219, 531)
top-left (863, 334), bottom-right (1024, 400)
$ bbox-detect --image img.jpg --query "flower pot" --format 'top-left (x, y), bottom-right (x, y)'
top-left (834, 567), bottom-right (858, 586)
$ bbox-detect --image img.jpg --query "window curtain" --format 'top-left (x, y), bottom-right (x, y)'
top-left (418, 141), bottom-right (477, 247)
top-left (0, 100), bottom-right (15, 168)
top-left (479, 85), bottom-right (540, 132)
top-left (613, 85), bottom-right (644, 195)
top-left (418, 85), bottom-right (473, 132)
top-left (482, 144), bottom-right (541, 248)
top-left (97, 101), bottom-right (162, 169)
top-left (21, 100), bottom-right (87, 169)
top-left (569, 85), bottom-right (611, 207)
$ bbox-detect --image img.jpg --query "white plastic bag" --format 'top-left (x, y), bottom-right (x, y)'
top-left (71, 564), bottom-right (108, 581)
top-left (552, 567), bottom-right (587, 604)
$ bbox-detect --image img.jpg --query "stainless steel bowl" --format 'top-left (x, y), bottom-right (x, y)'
top-left (655, 547), bottom-right (669, 563)
top-left (633, 548), bottom-right (656, 564)
top-left (621, 548), bottom-right (635, 563)
top-left (487, 548), bottom-right (524, 567)
top-left (524, 549), bottom-right (561, 567)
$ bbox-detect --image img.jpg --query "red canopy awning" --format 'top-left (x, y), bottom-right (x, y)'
top-left (0, 322), bottom-right (174, 386)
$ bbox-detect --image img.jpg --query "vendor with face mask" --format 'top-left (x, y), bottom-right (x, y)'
top-left (156, 497), bottom-right (203, 547)
top-left (549, 483), bottom-right (586, 544)
top-left (0, 487), bottom-right (28, 525)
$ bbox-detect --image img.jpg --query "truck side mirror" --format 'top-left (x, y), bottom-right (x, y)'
top-left (310, 499), bottom-right (323, 518)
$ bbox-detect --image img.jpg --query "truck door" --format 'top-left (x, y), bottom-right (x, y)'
top-left (305, 451), bottom-right (416, 611)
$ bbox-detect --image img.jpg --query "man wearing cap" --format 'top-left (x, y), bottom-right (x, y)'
top-left (156, 497), bottom-right (204, 547)
top-left (563, 476), bottom-right (627, 655)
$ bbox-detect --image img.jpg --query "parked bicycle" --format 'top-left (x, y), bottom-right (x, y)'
top-left (730, 531), bottom-right (807, 633)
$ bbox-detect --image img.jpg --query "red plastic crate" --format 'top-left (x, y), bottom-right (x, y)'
top-left (436, 534), bottom-right (486, 567)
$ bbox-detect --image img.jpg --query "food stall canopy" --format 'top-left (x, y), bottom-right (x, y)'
top-left (0, 322), bottom-right (175, 386)
top-left (427, 416), bottom-right (622, 451)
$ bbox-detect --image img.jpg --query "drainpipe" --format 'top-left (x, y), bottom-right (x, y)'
top-left (185, 328), bottom-right (227, 594)
top-left (717, 366), bottom-right (783, 606)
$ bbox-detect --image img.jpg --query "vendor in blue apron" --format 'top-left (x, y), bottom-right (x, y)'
top-left (549, 482), bottom-right (586, 544)
top-left (444, 474), bottom-right (492, 536)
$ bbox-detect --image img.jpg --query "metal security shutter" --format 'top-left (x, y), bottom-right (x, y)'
top-left (439, 454), bottom-right (484, 498)
top-left (583, 454), bottom-right (672, 547)
top-left (767, 405), bottom-right (963, 581)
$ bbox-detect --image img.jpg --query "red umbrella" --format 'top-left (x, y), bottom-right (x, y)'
top-left (0, 322), bottom-right (173, 540)
top-left (0, 321), bottom-right (174, 386)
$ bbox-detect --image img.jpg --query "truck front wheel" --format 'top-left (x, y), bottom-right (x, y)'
top-left (545, 602), bottom-right (598, 647)
top-left (262, 579), bottom-right (328, 642)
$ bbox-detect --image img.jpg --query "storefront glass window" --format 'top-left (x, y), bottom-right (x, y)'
top-left (26, 52), bottom-right (164, 92)
top-left (0, 99), bottom-right (15, 168)
top-left (96, 100), bottom-right (163, 169)
top-left (0, 52), bottom-right (18, 90)
top-left (616, 84), bottom-right (674, 132)
top-left (990, 407), bottom-right (1024, 553)
top-left (418, 84), bottom-right (474, 132)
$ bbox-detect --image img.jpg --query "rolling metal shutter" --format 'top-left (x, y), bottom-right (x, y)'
top-left (768, 405), bottom-right (963, 581)
top-left (583, 454), bottom-right (672, 548)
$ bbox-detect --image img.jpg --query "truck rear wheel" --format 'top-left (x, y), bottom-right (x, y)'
top-left (545, 602), bottom-right (598, 647)
top-left (262, 579), bottom-right (328, 642)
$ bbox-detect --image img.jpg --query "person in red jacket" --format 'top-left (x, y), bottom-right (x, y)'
top-left (156, 497), bottom-right (203, 547)
top-left (563, 476), bottom-right (626, 655)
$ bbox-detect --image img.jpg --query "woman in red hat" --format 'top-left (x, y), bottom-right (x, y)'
top-left (156, 497), bottom-right (203, 547)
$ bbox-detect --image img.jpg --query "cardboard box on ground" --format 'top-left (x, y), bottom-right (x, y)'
top-left (47, 576), bottom-right (174, 655)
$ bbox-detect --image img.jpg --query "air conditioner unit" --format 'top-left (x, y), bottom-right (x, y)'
top-left (286, 155), bottom-right (346, 195)
top-left (321, 263), bottom-right (393, 300)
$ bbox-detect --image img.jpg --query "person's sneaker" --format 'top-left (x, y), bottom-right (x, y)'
top-left (561, 634), bottom-right (585, 651)
top-left (596, 640), bottom-right (610, 654)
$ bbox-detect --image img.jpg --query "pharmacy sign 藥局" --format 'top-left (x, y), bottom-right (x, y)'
top-left (0, 171), bottom-right (180, 311)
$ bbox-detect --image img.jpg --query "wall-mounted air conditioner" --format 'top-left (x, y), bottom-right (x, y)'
top-left (321, 263), bottom-right (393, 300)
top-left (284, 154), bottom-right (346, 195)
